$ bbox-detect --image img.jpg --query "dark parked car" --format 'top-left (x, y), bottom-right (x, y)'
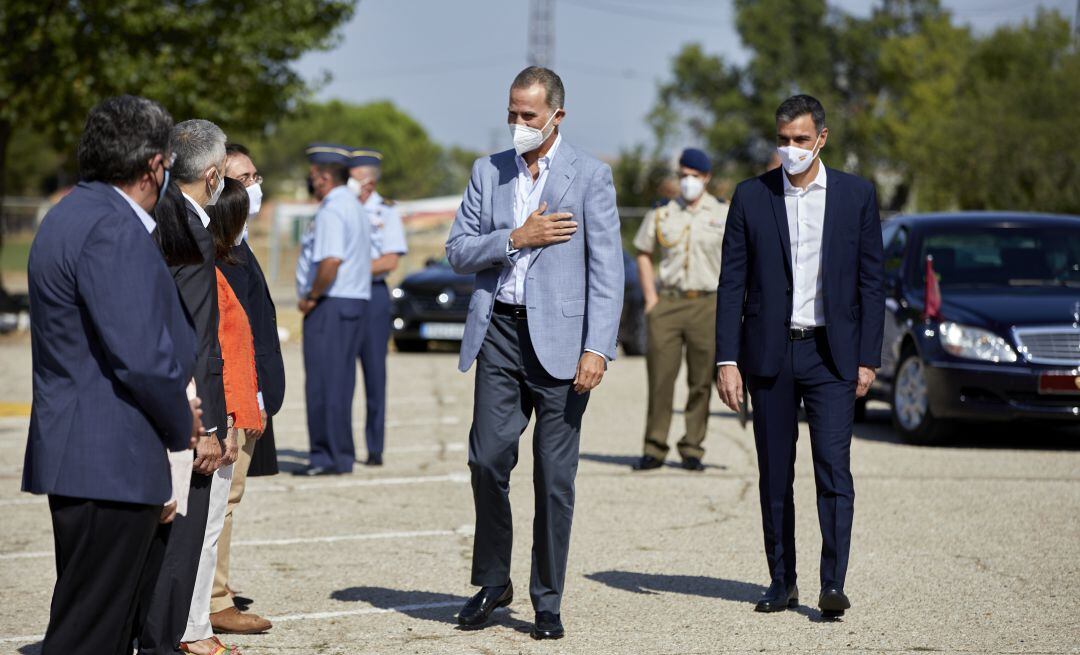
top-left (391, 252), bottom-right (647, 355)
top-left (867, 212), bottom-right (1080, 444)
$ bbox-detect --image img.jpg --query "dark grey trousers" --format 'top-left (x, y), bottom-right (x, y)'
top-left (468, 312), bottom-right (590, 615)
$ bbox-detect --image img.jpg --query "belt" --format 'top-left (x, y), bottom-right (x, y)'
top-left (493, 301), bottom-right (528, 320)
top-left (788, 326), bottom-right (824, 341)
top-left (659, 289), bottom-right (716, 300)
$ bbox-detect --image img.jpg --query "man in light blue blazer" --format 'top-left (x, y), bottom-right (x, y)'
top-left (445, 66), bottom-right (623, 640)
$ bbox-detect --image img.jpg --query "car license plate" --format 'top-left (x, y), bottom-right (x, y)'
top-left (420, 322), bottom-right (466, 341)
top-left (1038, 373), bottom-right (1080, 395)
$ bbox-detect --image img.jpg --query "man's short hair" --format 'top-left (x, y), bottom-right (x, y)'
top-left (77, 95), bottom-right (174, 186)
top-left (776, 95), bottom-right (826, 133)
top-left (314, 163), bottom-right (350, 185)
top-left (511, 66), bottom-right (565, 112)
top-left (171, 119), bottom-right (227, 183)
top-left (225, 142), bottom-right (251, 158)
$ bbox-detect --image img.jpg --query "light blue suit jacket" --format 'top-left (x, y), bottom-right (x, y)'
top-left (446, 139), bottom-right (624, 380)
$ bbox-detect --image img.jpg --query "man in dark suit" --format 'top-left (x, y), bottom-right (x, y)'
top-left (23, 95), bottom-right (200, 655)
top-left (139, 119), bottom-right (233, 655)
top-left (207, 143), bottom-right (285, 635)
top-left (715, 95), bottom-right (885, 618)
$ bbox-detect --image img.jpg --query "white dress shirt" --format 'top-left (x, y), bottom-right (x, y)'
top-left (783, 163), bottom-right (827, 329)
top-left (181, 192), bottom-right (212, 229)
top-left (112, 186), bottom-right (157, 234)
top-left (497, 133), bottom-right (562, 305)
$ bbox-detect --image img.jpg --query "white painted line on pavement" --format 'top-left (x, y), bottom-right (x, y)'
top-left (269, 601), bottom-right (462, 622)
top-left (0, 633), bottom-right (43, 644)
top-left (255, 472), bottom-right (470, 493)
top-left (0, 525), bottom-right (475, 561)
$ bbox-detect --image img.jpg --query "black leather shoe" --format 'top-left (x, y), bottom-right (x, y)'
top-left (755, 580), bottom-right (799, 612)
top-left (457, 581), bottom-right (512, 627)
top-left (293, 465), bottom-right (338, 477)
top-left (631, 455), bottom-right (663, 471)
top-left (681, 456), bottom-right (705, 471)
top-left (530, 611), bottom-right (564, 640)
top-left (818, 588), bottom-right (850, 618)
top-left (364, 453), bottom-right (383, 467)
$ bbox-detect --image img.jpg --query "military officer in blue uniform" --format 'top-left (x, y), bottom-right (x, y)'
top-left (295, 143), bottom-right (372, 476)
top-left (348, 148), bottom-right (408, 466)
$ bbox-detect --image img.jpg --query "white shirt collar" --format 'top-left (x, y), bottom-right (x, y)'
top-left (782, 161), bottom-right (828, 195)
top-left (181, 191), bottom-right (212, 228)
top-left (111, 186), bottom-right (157, 234)
top-left (515, 132), bottom-right (562, 172)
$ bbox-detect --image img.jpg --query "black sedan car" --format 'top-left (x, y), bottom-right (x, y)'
top-left (867, 212), bottom-right (1080, 443)
top-left (391, 252), bottom-right (647, 355)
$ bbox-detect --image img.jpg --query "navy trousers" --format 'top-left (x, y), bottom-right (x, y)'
top-left (468, 313), bottom-right (590, 615)
top-left (359, 280), bottom-right (391, 457)
top-left (304, 297), bottom-right (367, 473)
top-left (746, 332), bottom-right (857, 591)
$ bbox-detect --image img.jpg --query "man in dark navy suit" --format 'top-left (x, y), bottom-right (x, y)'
top-left (715, 95), bottom-right (885, 618)
top-left (23, 95), bottom-right (200, 655)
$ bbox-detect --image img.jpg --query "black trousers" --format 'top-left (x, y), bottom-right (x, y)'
top-left (468, 313), bottom-right (589, 615)
top-left (136, 472), bottom-right (213, 654)
top-left (43, 495), bottom-right (161, 655)
top-left (747, 332), bottom-right (857, 591)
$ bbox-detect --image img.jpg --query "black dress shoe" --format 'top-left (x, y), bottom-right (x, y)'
top-left (457, 581), bottom-right (513, 627)
top-left (681, 456), bottom-right (705, 471)
top-left (530, 611), bottom-right (564, 640)
top-left (631, 455), bottom-right (663, 471)
top-left (755, 580), bottom-right (799, 612)
top-left (293, 465), bottom-right (338, 477)
top-left (364, 453), bottom-right (383, 467)
top-left (818, 588), bottom-right (850, 618)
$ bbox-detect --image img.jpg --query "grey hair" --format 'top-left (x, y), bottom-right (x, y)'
top-left (511, 66), bottom-right (565, 111)
top-left (170, 119), bottom-right (228, 183)
top-left (775, 94), bottom-right (826, 133)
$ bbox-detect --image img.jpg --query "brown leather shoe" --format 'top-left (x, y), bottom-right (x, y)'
top-left (210, 606), bottom-right (272, 634)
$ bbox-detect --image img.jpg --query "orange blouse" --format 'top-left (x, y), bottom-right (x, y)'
top-left (216, 268), bottom-right (261, 430)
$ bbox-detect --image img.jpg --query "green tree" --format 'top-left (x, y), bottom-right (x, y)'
top-left (0, 0), bottom-right (356, 291)
top-left (242, 100), bottom-right (447, 200)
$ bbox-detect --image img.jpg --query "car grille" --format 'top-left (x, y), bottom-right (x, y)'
top-left (410, 294), bottom-right (470, 313)
top-left (1013, 326), bottom-right (1080, 366)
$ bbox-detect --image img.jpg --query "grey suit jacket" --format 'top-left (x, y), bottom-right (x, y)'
top-left (446, 139), bottom-right (624, 380)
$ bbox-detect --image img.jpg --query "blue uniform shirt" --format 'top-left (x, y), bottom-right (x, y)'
top-left (364, 190), bottom-right (408, 280)
top-left (296, 185), bottom-right (372, 300)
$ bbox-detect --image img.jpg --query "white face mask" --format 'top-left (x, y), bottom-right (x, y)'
top-left (347, 176), bottom-right (362, 195)
top-left (680, 175), bottom-right (705, 202)
top-left (245, 182), bottom-right (263, 217)
top-left (777, 134), bottom-right (822, 176)
top-left (509, 109), bottom-right (560, 156)
top-left (206, 168), bottom-right (225, 206)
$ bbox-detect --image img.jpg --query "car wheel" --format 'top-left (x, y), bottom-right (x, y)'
top-left (891, 349), bottom-right (946, 444)
top-left (394, 338), bottom-right (428, 353)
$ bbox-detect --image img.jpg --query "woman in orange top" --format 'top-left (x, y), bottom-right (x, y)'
top-left (180, 178), bottom-right (262, 655)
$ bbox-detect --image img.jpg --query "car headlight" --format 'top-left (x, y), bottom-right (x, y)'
top-left (938, 322), bottom-right (1017, 363)
top-left (391, 287), bottom-right (406, 300)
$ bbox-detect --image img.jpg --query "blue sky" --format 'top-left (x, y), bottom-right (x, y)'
top-left (295, 0), bottom-right (1075, 158)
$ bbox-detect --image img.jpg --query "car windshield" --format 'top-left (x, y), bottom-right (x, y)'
top-left (919, 225), bottom-right (1080, 289)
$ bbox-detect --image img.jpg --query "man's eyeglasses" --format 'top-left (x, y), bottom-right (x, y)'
top-left (235, 173), bottom-right (263, 187)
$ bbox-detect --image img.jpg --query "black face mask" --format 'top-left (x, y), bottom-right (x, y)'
top-left (307, 175), bottom-right (316, 197)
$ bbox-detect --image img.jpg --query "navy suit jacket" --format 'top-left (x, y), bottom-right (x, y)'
top-left (716, 166), bottom-right (885, 381)
top-left (23, 181), bottom-right (197, 506)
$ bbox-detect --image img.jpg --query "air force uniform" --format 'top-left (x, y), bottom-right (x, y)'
top-left (297, 144), bottom-right (372, 473)
top-left (351, 149), bottom-right (408, 461)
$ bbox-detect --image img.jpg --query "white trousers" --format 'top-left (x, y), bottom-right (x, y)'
top-left (182, 460), bottom-right (234, 642)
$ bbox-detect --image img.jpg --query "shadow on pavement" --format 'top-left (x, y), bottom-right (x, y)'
top-left (273, 447), bottom-right (311, 474)
top-left (853, 406), bottom-right (1080, 451)
top-left (579, 452), bottom-right (728, 471)
top-left (584, 571), bottom-right (845, 623)
top-left (329, 586), bottom-right (531, 632)
top-left (17, 643), bottom-right (41, 655)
